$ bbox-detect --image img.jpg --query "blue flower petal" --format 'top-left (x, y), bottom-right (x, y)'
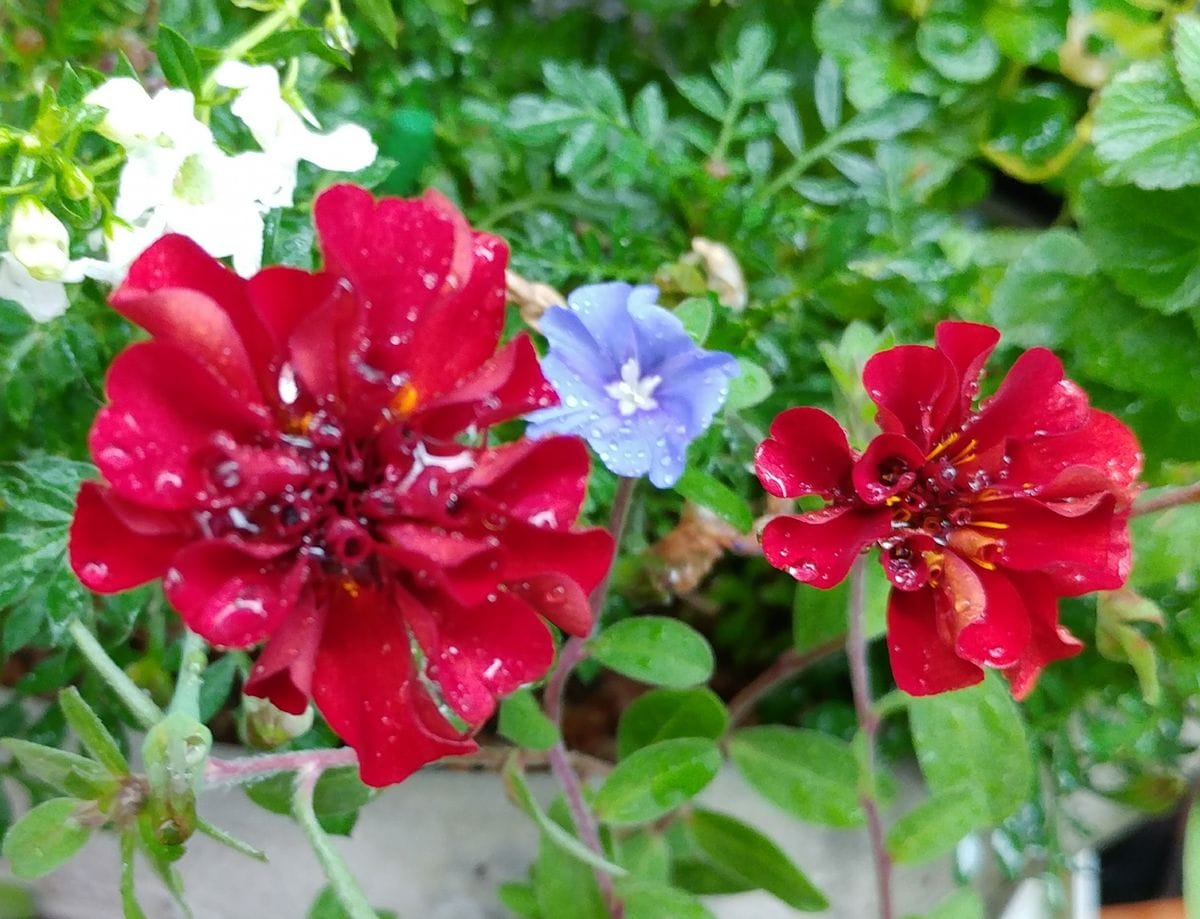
top-left (565, 282), bottom-right (638, 367)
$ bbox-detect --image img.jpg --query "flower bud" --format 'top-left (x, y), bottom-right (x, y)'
top-left (7, 197), bottom-right (70, 281)
top-left (60, 164), bottom-right (94, 202)
top-left (239, 694), bottom-right (314, 749)
top-left (323, 9), bottom-right (357, 55)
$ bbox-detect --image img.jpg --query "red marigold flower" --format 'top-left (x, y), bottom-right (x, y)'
top-left (69, 184), bottom-right (615, 786)
top-left (755, 321), bottom-right (1142, 699)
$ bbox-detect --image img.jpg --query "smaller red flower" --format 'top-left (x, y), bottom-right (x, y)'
top-left (69, 184), bottom-right (614, 786)
top-left (755, 321), bottom-right (1142, 698)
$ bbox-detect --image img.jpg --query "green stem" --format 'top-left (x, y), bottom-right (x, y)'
top-left (168, 629), bottom-right (207, 720)
top-left (67, 618), bottom-right (163, 729)
top-left (710, 91), bottom-right (744, 166)
top-left (200, 0), bottom-right (304, 97)
top-left (293, 765), bottom-right (377, 919)
top-left (763, 133), bottom-right (841, 199)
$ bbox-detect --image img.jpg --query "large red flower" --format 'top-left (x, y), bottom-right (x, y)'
top-left (755, 321), bottom-right (1142, 699)
top-left (69, 184), bottom-right (614, 786)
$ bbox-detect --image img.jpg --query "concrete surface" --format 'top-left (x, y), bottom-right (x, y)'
top-left (3, 747), bottom-right (961, 918)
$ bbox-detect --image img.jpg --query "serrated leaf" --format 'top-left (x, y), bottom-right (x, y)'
top-left (673, 468), bottom-right (752, 533)
top-left (593, 738), bottom-right (720, 826)
top-left (590, 617), bottom-right (714, 689)
top-left (498, 687), bottom-right (559, 752)
top-left (728, 726), bottom-right (863, 827)
top-left (2, 798), bottom-right (91, 878)
top-left (886, 788), bottom-right (979, 863)
top-left (616, 688), bottom-right (728, 759)
top-left (908, 673), bottom-right (1033, 825)
top-left (1093, 60), bottom-right (1200, 190)
top-left (555, 122), bottom-right (605, 177)
top-left (687, 809), bottom-right (827, 911)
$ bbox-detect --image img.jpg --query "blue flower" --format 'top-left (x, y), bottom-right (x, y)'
top-left (527, 282), bottom-right (739, 487)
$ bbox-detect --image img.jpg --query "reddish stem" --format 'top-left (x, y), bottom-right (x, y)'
top-left (846, 557), bottom-right (894, 919)
top-left (540, 476), bottom-right (637, 919)
top-left (205, 746), bottom-right (358, 787)
top-left (727, 639), bottom-right (843, 726)
top-left (1132, 482), bottom-right (1200, 517)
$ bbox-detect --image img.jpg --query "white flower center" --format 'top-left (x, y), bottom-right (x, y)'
top-left (605, 358), bottom-right (662, 417)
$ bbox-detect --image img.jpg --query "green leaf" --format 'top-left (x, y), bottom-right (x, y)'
top-left (886, 788), bottom-right (978, 864)
top-left (198, 653), bottom-right (240, 723)
top-left (615, 831), bottom-right (671, 881)
top-left (767, 99), bottom-right (805, 157)
top-left (497, 882), bottom-right (542, 919)
top-left (593, 738), bottom-right (721, 826)
top-left (688, 809), bottom-right (828, 911)
top-left (908, 673), bottom-right (1034, 825)
top-left (917, 9), bottom-right (1000, 83)
top-left (58, 686), bottom-right (128, 775)
top-left (503, 757), bottom-right (628, 876)
top-left (616, 688), bottom-right (728, 759)
top-left (728, 726), bottom-right (862, 827)
top-left (1174, 15), bottom-right (1200, 110)
top-left (1076, 181), bottom-right (1200, 315)
top-left (1096, 589), bottom-right (1164, 705)
top-left (1, 738), bottom-right (114, 799)
top-left (793, 560), bottom-right (888, 651)
top-left (919, 887), bottom-right (985, 919)
top-left (1132, 500), bottom-right (1200, 587)
top-left (1093, 59), bottom-right (1200, 190)
top-left (813, 56), bottom-right (842, 131)
top-left (246, 766), bottom-right (374, 836)
top-left (307, 886), bottom-right (396, 919)
top-left (1185, 797), bottom-right (1200, 919)
top-left (351, 0), bottom-right (399, 46)
top-left (590, 617), bottom-right (715, 689)
top-left (531, 801), bottom-right (608, 919)
top-left (120, 832), bottom-right (147, 919)
top-left (724, 358), bottom-right (772, 410)
top-left (619, 881), bottom-right (714, 919)
top-left (834, 95), bottom-right (932, 144)
top-left (156, 26), bottom-right (202, 94)
top-left (672, 469), bottom-right (752, 533)
top-left (674, 297), bottom-right (713, 345)
top-left (2, 798), bottom-right (91, 879)
top-left (246, 28), bottom-right (350, 70)
top-left (632, 83), bottom-right (668, 145)
top-left (498, 687), bottom-right (559, 752)
top-left (675, 76), bottom-right (726, 121)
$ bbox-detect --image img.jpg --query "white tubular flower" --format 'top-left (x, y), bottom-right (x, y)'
top-left (8, 197), bottom-right (70, 280)
top-left (85, 78), bottom-right (211, 155)
top-left (0, 253), bottom-right (69, 322)
top-left (213, 61), bottom-right (377, 207)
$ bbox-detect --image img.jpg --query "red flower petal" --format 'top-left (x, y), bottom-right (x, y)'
top-left (886, 586), bottom-right (983, 696)
top-left (510, 574), bottom-right (594, 637)
top-left (117, 234), bottom-right (274, 378)
top-left (852, 432), bottom-right (926, 505)
top-left (165, 541), bottom-right (307, 647)
top-left (468, 435), bottom-right (590, 527)
top-left (416, 335), bottom-right (556, 438)
top-left (754, 407), bottom-right (854, 499)
top-left (1006, 409), bottom-right (1143, 497)
top-left (936, 556), bottom-right (1032, 668)
top-left (244, 591), bottom-right (327, 715)
top-left (495, 521), bottom-right (615, 597)
top-left (964, 349), bottom-right (1088, 452)
top-left (1002, 574), bottom-right (1083, 699)
top-left (312, 584), bottom-right (476, 787)
top-left (862, 345), bottom-right (955, 451)
top-left (988, 496), bottom-right (1130, 594)
top-left (934, 321), bottom-right (999, 424)
top-left (69, 482), bottom-right (187, 592)
top-left (90, 341), bottom-right (271, 509)
top-left (418, 592), bottom-right (555, 725)
top-left (761, 507), bottom-right (891, 589)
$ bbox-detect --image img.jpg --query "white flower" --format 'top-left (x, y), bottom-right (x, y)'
top-left (0, 251), bottom-right (117, 323)
top-left (8, 197), bottom-right (70, 280)
top-left (88, 77), bottom-right (270, 276)
top-left (213, 61), bottom-right (377, 207)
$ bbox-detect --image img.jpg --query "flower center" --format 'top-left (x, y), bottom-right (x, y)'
top-left (604, 357), bottom-right (662, 417)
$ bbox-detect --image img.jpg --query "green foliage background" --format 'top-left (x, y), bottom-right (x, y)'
top-left (2, 0), bottom-right (1200, 916)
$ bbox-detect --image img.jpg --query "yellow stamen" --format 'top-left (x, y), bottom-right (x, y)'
top-left (925, 431), bottom-right (960, 462)
top-left (286, 412), bottom-right (315, 434)
top-left (341, 578), bottom-right (360, 598)
top-left (971, 520), bottom-right (1009, 530)
top-left (390, 382), bottom-right (420, 418)
top-left (885, 495), bottom-right (902, 507)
